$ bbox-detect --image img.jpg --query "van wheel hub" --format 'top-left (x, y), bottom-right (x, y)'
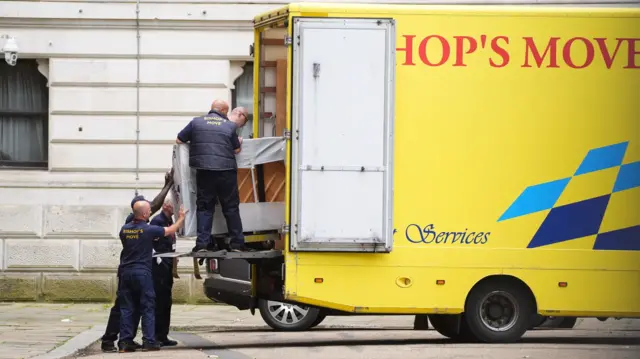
top-left (266, 301), bottom-right (310, 325)
top-left (480, 291), bottom-right (519, 332)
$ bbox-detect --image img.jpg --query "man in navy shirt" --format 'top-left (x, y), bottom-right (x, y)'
top-left (176, 102), bottom-right (249, 252)
top-left (118, 200), bottom-right (186, 353)
top-left (101, 170), bottom-right (174, 353)
top-left (150, 197), bottom-right (178, 346)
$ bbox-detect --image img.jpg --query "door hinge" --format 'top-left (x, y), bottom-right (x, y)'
top-left (280, 224), bottom-right (290, 234)
top-left (284, 35), bottom-right (293, 47)
top-left (283, 128), bottom-right (291, 140)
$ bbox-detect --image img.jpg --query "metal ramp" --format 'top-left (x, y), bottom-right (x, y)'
top-left (155, 249), bottom-right (283, 259)
top-left (154, 250), bottom-right (283, 280)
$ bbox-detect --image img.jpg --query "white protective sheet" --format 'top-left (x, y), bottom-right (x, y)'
top-left (171, 137), bottom-right (286, 237)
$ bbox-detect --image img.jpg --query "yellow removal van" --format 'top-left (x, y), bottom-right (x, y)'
top-left (188, 2), bottom-right (640, 344)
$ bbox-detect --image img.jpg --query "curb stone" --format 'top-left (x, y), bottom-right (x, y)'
top-left (30, 325), bottom-right (105, 359)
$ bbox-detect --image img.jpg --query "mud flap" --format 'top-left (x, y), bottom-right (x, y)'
top-left (249, 263), bottom-right (258, 315)
top-left (413, 315), bottom-right (430, 330)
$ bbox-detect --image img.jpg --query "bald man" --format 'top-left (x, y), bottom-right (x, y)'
top-left (117, 201), bottom-right (186, 353)
top-left (176, 105), bottom-right (250, 252)
top-left (210, 99), bottom-right (229, 116)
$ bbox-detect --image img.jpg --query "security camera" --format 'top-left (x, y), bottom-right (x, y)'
top-left (2, 37), bottom-right (19, 66)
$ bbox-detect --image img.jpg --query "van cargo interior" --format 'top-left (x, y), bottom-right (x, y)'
top-left (202, 24), bottom-right (290, 252)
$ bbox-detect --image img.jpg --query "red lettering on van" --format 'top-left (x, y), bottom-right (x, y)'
top-left (563, 37), bottom-right (595, 69)
top-left (489, 36), bottom-right (510, 68)
top-left (594, 38), bottom-right (625, 69)
top-left (522, 37), bottom-right (560, 68)
top-left (621, 38), bottom-right (640, 68)
top-left (453, 36), bottom-right (478, 67)
top-left (396, 35), bottom-right (416, 66)
top-left (398, 35), bottom-right (638, 69)
top-left (418, 35), bottom-right (451, 66)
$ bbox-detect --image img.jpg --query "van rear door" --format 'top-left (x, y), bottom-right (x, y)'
top-left (289, 17), bottom-right (396, 253)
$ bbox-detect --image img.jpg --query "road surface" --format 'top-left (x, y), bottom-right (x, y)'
top-left (73, 318), bottom-right (640, 359)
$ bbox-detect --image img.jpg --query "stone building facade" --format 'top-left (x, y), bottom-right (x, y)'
top-left (0, 0), bottom-right (633, 302)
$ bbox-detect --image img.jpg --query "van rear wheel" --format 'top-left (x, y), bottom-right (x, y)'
top-left (464, 279), bottom-right (534, 343)
top-left (258, 299), bottom-right (320, 331)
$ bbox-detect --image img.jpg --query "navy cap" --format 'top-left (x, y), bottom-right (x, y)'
top-left (130, 195), bottom-right (148, 208)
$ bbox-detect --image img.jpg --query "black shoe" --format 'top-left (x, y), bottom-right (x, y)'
top-left (101, 341), bottom-right (117, 353)
top-left (118, 341), bottom-right (137, 353)
top-left (142, 342), bottom-right (161, 351)
top-left (206, 240), bottom-right (219, 251)
top-left (230, 243), bottom-right (255, 252)
top-left (192, 245), bottom-right (207, 253)
top-left (133, 341), bottom-right (143, 349)
top-left (158, 339), bottom-right (178, 347)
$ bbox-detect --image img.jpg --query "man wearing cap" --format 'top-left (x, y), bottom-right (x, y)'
top-left (176, 101), bottom-right (250, 252)
top-left (100, 170), bottom-right (174, 353)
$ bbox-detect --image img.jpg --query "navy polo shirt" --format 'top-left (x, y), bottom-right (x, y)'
top-left (150, 211), bottom-right (176, 268)
top-left (118, 219), bottom-right (164, 274)
top-left (177, 110), bottom-right (241, 171)
top-left (117, 213), bottom-right (150, 274)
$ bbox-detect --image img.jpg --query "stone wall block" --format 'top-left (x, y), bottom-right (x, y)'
top-left (0, 205), bottom-right (43, 238)
top-left (171, 275), bottom-right (192, 304)
top-left (44, 205), bottom-right (118, 238)
top-left (5, 239), bottom-right (79, 270)
top-left (190, 276), bottom-right (210, 304)
top-left (43, 273), bottom-right (114, 302)
top-left (0, 273), bottom-right (41, 301)
top-left (81, 239), bottom-right (122, 271)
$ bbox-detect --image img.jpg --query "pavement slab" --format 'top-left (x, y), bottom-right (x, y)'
top-left (0, 303), bottom-right (414, 358)
top-left (2, 302), bottom-right (639, 359)
top-left (73, 319), bottom-right (640, 359)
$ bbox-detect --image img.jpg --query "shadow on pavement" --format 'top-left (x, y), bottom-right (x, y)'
top-left (197, 327), bottom-right (414, 333)
top-left (521, 336), bottom-right (640, 345)
top-left (165, 336), bottom-right (640, 351)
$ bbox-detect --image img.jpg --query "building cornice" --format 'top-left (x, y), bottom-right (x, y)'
top-left (0, 18), bottom-right (254, 30)
top-left (3, 0), bottom-right (637, 3)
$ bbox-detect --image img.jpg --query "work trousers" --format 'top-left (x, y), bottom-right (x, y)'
top-left (153, 262), bottom-right (174, 341)
top-left (118, 270), bottom-right (156, 346)
top-left (101, 277), bottom-right (139, 343)
top-left (195, 169), bottom-right (244, 249)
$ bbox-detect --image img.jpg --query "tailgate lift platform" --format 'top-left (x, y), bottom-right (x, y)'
top-left (154, 249), bottom-right (283, 259)
top-left (154, 249), bottom-right (283, 279)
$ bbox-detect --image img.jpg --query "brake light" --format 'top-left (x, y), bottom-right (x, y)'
top-left (208, 259), bottom-right (219, 273)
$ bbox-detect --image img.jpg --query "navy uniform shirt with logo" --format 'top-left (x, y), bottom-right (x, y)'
top-left (118, 219), bottom-right (164, 274)
top-left (177, 110), bottom-right (241, 171)
top-left (116, 212), bottom-right (148, 276)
